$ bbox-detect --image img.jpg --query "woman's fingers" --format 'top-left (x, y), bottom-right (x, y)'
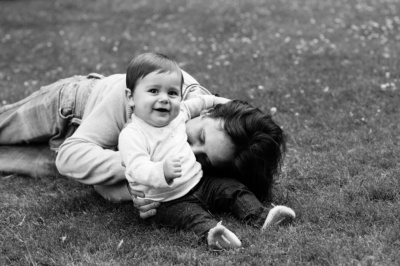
top-left (139, 209), bottom-right (157, 219)
top-left (130, 190), bottom-right (145, 198)
top-left (135, 200), bottom-right (160, 212)
top-left (127, 184), bottom-right (145, 198)
top-left (127, 183), bottom-right (159, 219)
top-left (131, 197), bottom-right (160, 219)
top-left (137, 202), bottom-right (160, 219)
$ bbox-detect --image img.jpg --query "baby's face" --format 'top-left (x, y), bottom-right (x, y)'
top-left (132, 71), bottom-right (182, 127)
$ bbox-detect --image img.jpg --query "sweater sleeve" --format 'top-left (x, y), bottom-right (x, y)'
top-left (56, 81), bottom-right (129, 185)
top-left (180, 95), bottom-right (231, 121)
top-left (119, 127), bottom-right (171, 188)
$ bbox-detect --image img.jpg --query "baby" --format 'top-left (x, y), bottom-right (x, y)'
top-left (118, 52), bottom-right (241, 249)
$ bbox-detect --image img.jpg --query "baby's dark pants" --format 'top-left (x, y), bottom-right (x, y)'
top-left (149, 174), bottom-right (271, 238)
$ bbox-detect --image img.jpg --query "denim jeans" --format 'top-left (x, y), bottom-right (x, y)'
top-left (149, 174), bottom-right (271, 237)
top-left (0, 74), bottom-right (102, 150)
top-left (0, 74), bottom-right (103, 176)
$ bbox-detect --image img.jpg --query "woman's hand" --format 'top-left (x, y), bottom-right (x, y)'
top-left (215, 96), bottom-right (231, 105)
top-left (128, 185), bottom-right (160, 219)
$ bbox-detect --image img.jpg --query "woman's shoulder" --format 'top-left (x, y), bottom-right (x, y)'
top-left (103, 74), bottom-right (126, 88)
top-left (181, 70), bottom-right (199, 86)
top-left (92, 74), bottom-right (127, 99)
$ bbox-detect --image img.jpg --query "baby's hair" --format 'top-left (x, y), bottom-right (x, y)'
top-left (208, 100), bottom-right (287, 200)
top-left (126, 52), bottom-right (183, 93)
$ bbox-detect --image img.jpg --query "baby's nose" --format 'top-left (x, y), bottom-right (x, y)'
top-left (158, 95), bottom-right (169, 103)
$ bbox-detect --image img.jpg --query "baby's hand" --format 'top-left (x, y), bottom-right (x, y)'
top-left (163, 156), bottom-right (182, 182)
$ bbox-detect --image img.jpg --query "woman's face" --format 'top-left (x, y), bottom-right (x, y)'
top-left (185, 114), bottom-right (235, 170)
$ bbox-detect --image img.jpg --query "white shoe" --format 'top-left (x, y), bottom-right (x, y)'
top-left (261, 206), bottom-right (295, 231)
top-left (207, 221), bottom-right (242, 250)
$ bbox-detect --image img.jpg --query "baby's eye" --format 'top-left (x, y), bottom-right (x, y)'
top-left (168, 91), bottom-right (180, 97)
top-left (149, 89), bottom-right (158, 94)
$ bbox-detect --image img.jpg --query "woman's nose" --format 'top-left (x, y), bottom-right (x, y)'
top-left (190, 143), bottom-right (201, 155)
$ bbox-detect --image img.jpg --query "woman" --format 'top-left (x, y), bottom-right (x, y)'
top-left (0, 56), bottom-right (294, 248)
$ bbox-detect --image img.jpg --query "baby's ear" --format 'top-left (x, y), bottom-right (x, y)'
top-left (125, 88), bottom-right (135, 107)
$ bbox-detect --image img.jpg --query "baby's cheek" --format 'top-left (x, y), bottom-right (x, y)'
top-left (172, 103), bottom-right (181, 114)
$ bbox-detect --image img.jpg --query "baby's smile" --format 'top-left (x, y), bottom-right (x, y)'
top-left (154, 108), bottom-right (169, 112)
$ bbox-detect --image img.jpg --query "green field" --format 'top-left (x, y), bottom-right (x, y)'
top-left (1, 0), bottom-right (399, 265)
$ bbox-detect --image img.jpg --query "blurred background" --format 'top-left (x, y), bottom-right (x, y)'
top-left (1, 0), bottom-right (399, 264)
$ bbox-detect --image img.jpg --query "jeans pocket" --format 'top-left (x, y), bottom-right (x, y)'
top-left (58, 82), bottom-right (79, 120)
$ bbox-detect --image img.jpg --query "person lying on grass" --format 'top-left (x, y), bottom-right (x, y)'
top-left (0, 52), bottom-right (295, 250)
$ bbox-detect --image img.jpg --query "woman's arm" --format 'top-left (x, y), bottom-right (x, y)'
top-left (56, 82), bottom-right (129, 185)
top-left (181, 95), bottom-right (231, 121)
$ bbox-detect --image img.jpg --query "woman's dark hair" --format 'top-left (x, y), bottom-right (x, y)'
top-left (126, 52), bottom-right (183, 93)
top-left (208, 100), bottom-right (287, 201)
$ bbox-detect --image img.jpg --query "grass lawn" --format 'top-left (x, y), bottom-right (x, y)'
top-left (1, 0), bottom-right (399, 265)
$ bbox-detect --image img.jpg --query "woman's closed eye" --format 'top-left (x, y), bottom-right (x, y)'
top-left (200, 129), bottom-right (205, 144)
